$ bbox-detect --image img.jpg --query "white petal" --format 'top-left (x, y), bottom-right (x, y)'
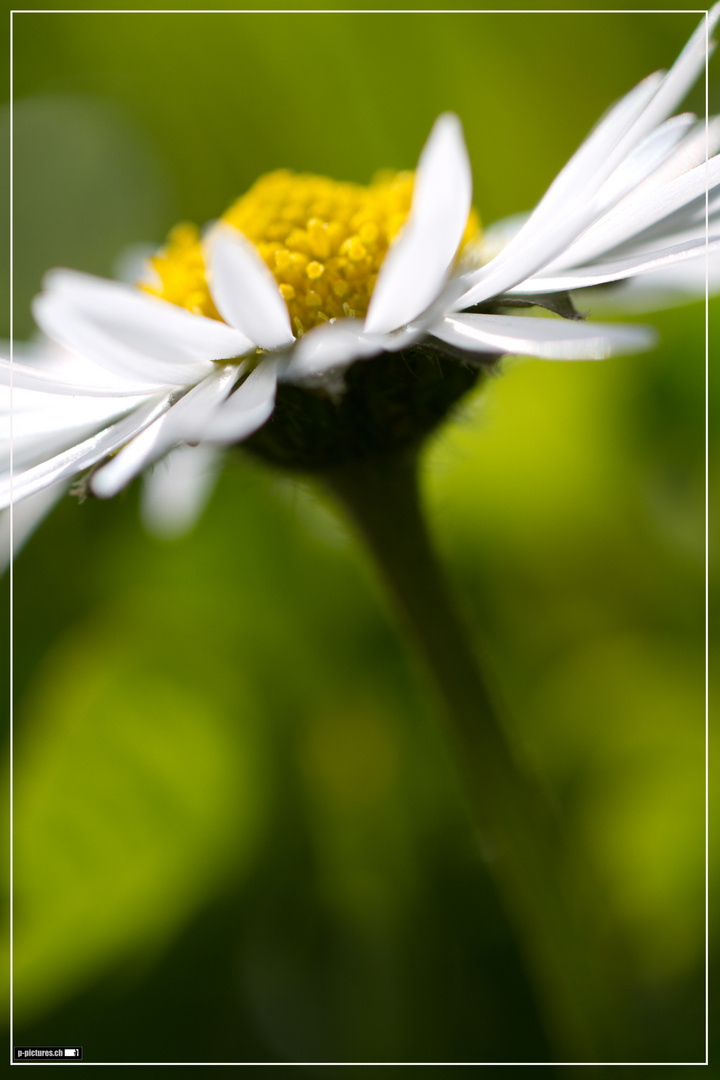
top-left (202, 358), bottom-right (279, 444)
top-left (451, 203), bottom-right (606, 310)
top-left (456, 72), bottom-right (665, 302)
top-left (0, 358), bottom-right (163, 398)
top-left (90, 366), bottom-right (240, 496)
top-left (573, 251), bottom-right (720, 312)
top-left (0, 394), bottom-right (173, 508)
top-left (621, 6), bottom-right (720, 150)
top-left (515, 73), bottom-right (665, 234)
top-left (0, 388), bottom-right (146, 440)
top-left (512, 235), bottom-right (720, 293)
top-left (207, 226), bottom-right (295, 350)
top-left (141, 444), bottom-right (223, 540)
top-left (364, 114), bottom-right (473, 335)
top-left (45, 269), bottom-right (254, 360)
top-left (593, 113), bottom-right (696, 208)
top-left (154, 365), bottom-right (240, 446)
top-left (558, 121), bottom-right (720, 267)
top-left (597, 196), bottom-right (720, 263)
top-left (542, 155), bottom-right (720, 271)
top-left (1, 338), bottom-right (166, 395)
top-left (572, 9), bottom-right (719, 199)
top-left (1, 428), bottom-right (106, 475)
top-left (453, 9), bottom-right (719, 310)
top-left (454, 154), bottom-right (720, 309)
top-left (628, 117), bottom-right (720, 197)
top-left (90, 414), bottom-right (169, 499)
top-left (0, 481), bottom-right (67, 573)
top-left (431, 313), bottom-right (657, 361)
top-left (32, 293), bottom-right (206, 389)
top-left (35, 270), bottom-right (252, 386)
top-left (286, 321), bottom-right (387, 379)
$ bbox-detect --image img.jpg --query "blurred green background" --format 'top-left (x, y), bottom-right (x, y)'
top-left (3, 2), bottom-right (715, 1066)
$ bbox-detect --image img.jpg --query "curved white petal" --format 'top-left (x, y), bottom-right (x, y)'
top-left (0, 388), bottom-right (146, 440)
top-left (0, 394), bottom-right (173, 509)
top-left (154, 365), bottom-right (240, 446)
top-left (201, 358), bottom-right (279, 444)
top-left (595, 195), bottom-right (720, 264)
top-left (431, 313), bottom-right (657, 361)
top-left (451, 204), bottom-right (609, 310)
top-left (33, 290), bottom-right (193, 388)
top-left (0, 427), bottom-right (108, 475)
top-left (285, 318), bottom-right (426, 381)
top-left (141, 444), bottom-right (223, 540)
top-left (207, 226), bottom-right (295, 350)
top-left (35, 270), bottom-right (252, 386)
top-left (540, 119), bottom-right (720, 271)
top-left (515, 73), bottom-right (664, 236)
top-left (453, 8), bottom-right (719, 311)
top-left (572, 251), bottom-right (720, 312)
top-left (364, 114), bottom-right (472, 335)
top-left (0, 481), bottom-right (67, 573)
top-left (541, 155), bottom-right (720, 272)
top-left (1, 338), bottom-right (168, 396)
top-left (452, 152), bottom-right (720, 311)
top-left (286, 320), bottom-right (388, 380)
top-left (512, 235), bottom-right (720, 293)
top-left (454, 73), bottom-right (664, 307)
top-left (0, 358), bottom-right (165, 398)
top-left (594, 113), bottom-right (696, 207)
top-left (622, 5), bottom-right (720, 150)
top-left (90, 414), bottom-right (169, 499)
top-left (628, 116), bottom-right (720, 197)
top-left (44, 269), bottom-right (254, 360)
top-left (564, 7), bottom-right (719, 205)
top-left (90, 365), bottom-right (241, 496)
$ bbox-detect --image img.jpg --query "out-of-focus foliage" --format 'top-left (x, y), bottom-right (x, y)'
top-left (3, 3), bottom-right (713, 1065)
top-left (13, 597), bottom-right (267, 1021)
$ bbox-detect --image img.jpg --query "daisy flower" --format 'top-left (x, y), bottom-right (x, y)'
top-left (2, 7), bottom-right (718, 545)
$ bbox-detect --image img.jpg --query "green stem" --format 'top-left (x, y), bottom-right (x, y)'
top-left (324, 449), bottom-right (633, 1065)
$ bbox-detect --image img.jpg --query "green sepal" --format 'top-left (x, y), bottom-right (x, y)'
top-left (243, 346), bottom-right (483, 472)
top-left (464, 290), bottom-right (587, 321)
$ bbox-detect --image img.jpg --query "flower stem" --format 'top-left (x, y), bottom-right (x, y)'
top-left (324, 449), bottom-right (633, 1065)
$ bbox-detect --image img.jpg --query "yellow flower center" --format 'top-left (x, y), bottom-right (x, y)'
top-left (144, 169), bottom-right (480, 336)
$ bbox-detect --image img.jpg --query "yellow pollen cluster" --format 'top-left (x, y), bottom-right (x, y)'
top-left (145, 222), bottom-right (219, 319)
top-left (144, 169), bottom-right (480, 336)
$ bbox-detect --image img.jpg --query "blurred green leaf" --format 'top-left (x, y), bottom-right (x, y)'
top-left (13, 602), bottom-right (268, 1021)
